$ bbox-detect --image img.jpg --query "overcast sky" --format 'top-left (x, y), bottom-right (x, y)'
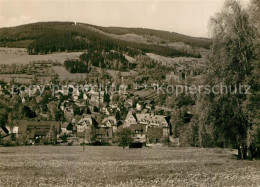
top-left (0, 0), bottom-right (251, 37)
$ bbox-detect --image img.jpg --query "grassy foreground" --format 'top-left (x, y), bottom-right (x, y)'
top-left (0, 146), bottom-right (259, 187)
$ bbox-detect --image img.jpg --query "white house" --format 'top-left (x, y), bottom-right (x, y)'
top-left (60, 122), bottom-right (72, 135)
top-left (136, 103), bottom-right (142, 111)
top-left (124, 111), bottom-right (137, 127)
top-left (101, 116), bottom-right (117, 132)
top-left (6, 126), bottom-right (19, 135)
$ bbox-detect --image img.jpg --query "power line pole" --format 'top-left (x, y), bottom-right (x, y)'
top-left (83, 129), bottom-right (86, 151)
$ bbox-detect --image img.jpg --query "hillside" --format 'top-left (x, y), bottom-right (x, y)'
top-left (0, 22), bottom-right (210, 58)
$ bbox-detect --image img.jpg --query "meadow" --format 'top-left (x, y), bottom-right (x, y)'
top-left (0, 146), bottom-right (259, 187)
top-left (0, 48), bottom-right (82, 65)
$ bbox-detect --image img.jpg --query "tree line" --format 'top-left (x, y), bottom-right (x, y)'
top-left (64, 50), bottom-right (137, 73)
top-left (169, 0), bottom-right (260, 159)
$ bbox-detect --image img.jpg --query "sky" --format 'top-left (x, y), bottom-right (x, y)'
top-left (0, 0), bottom-right (251, 37)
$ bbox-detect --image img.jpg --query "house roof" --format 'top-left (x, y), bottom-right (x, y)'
top-left (101, 116), bottom-right (117, 125)
top-left (135, 114), bottom-right (166, 124)
top-left (78, 114), bottom-right (92, 125)
top-left (0, 126), bottom-right (9, 134)
top-left (72, 115), bottom-right (82, 123)
top-left (145, 100), bottom-right (152, 104)
top-left (89, 100), bottom-right (99, 107)
top-left (15, 120), bottom-right (60, 134)
top-left (61, 122), bottom-right (69, 128)
top-left (125, 111), bottom-right (137, 121)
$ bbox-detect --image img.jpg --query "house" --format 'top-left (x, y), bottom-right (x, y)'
top-left (89, 90), bottom-right (104, 104)
top-left (64, 107), bottom-right (74, 120)
top-left (60, 122), bottom-right (73, 135)
top-left (0, 126), bottom-right (9, 135)
top-left (83, 93), bottom-right (88, 100)
top-left (92, 116), bottom-right (117, 144)
top-left (129, 124), bottom-right (146, 144)
top-left (95, 128), bottom-right (113, 144)
top-left (135, 113), bottom-right (168, 128)
top-left (101, 106), bottom-right (110, 116)
top-left (146, 126), bottom-right (164, 144)
top-left (124, 110), bottom-right (137, 127)
top-left (125, 99), bottom-right (133, 108)
top-left (72, 88), bottom-right (80, 101)
top-left (76, 114), bottom-right (96, 142)
top-left (16, 120), bottom-right (60, 143)
top-left (144, 99), bottom-right (154, 110)
top-left (136, 102), bottom-right (143, 111)
top-left (89, 100), bottom-right (100, 112)
top-left (101, 116), bottom-right (117, 131)
top-left (5, 125), bottom-right (19, 135)
top-left (77, 114), bottom-right (93, 126)
top-left (124, 112), bottom-right (170, 144)
top-left (110, 103), bottom-right (118, 109)
top-left (47, 101), bottom-right (58, 119)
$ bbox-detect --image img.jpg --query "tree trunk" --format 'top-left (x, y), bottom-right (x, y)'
top-left (238, 145), bottom-right (242, 159)
top-left (238, 143), bottom-right (248, 159)
top-left (242, 145), bottom-right (247, 159)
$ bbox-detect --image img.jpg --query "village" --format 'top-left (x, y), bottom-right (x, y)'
top-left (0, 79), bottom-right (173, 147)
top-left (0, 49), bottom-right (205, 147)
top-left (0, 1), bottom-right (259, 186)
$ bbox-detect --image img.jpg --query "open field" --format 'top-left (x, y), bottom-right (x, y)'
top-left (0, 48), bottom-right (82, 65)
top-left (52, 66), bottom-right (87, 82)
top-left (0, 146), bottom-right (259, 187)
top-left (146, 53), bottom-right (206, 69)
top-left (0, 74), bottom-right (33, 84)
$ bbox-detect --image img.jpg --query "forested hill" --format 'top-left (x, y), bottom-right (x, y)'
top-left (0, 22), bottom-right (211, 58)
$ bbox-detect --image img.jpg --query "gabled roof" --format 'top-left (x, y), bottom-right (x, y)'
top-left (72, 115), bottom-right (82, 124)
top-left (78, 114), bottom-right (92, 124)
top-left (144, 99), bottom-right (152, 104)
top-left (0, 126), bottom-right (9, 134)
top-left (135, 114), bottom-right (167, 125)
top-left (101, 116), bottom-right (117, 125)
top-left (125, 111), bottom-right (137, 121)
top-left (89, 100), bottom-right (99, 107)
top-left (61, 122), bottom-right (69, 128)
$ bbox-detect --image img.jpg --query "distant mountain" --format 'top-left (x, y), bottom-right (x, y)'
top-left (0, 22), bottom-right (211, 58)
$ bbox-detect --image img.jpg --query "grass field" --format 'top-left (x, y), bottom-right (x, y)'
top-left (0, 74), bottom-right (33, 84)
top-left (52, 66), bottom-right (87, 81)
top-left (0, 48), bottom-right (82, 65)
top-left (0, 146), bottom-right (259, 187)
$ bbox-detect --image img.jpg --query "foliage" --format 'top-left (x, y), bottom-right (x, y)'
top-left (208, 0), bottom-right (259, 159)
top-left (27, 31), bottom-right (88, 54)
top-left (0, 101), bottom-right (8, 128)
top-left (0, 22), bottom-right (207, 58)
top-left (22, 106), bottom-right (37, 118)
top-left (64, 50), bottom-right (132, 73)
top-left (42, 125), bottom-right (57, 144)
top-left (116, 127), bottom-right (132, 148)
